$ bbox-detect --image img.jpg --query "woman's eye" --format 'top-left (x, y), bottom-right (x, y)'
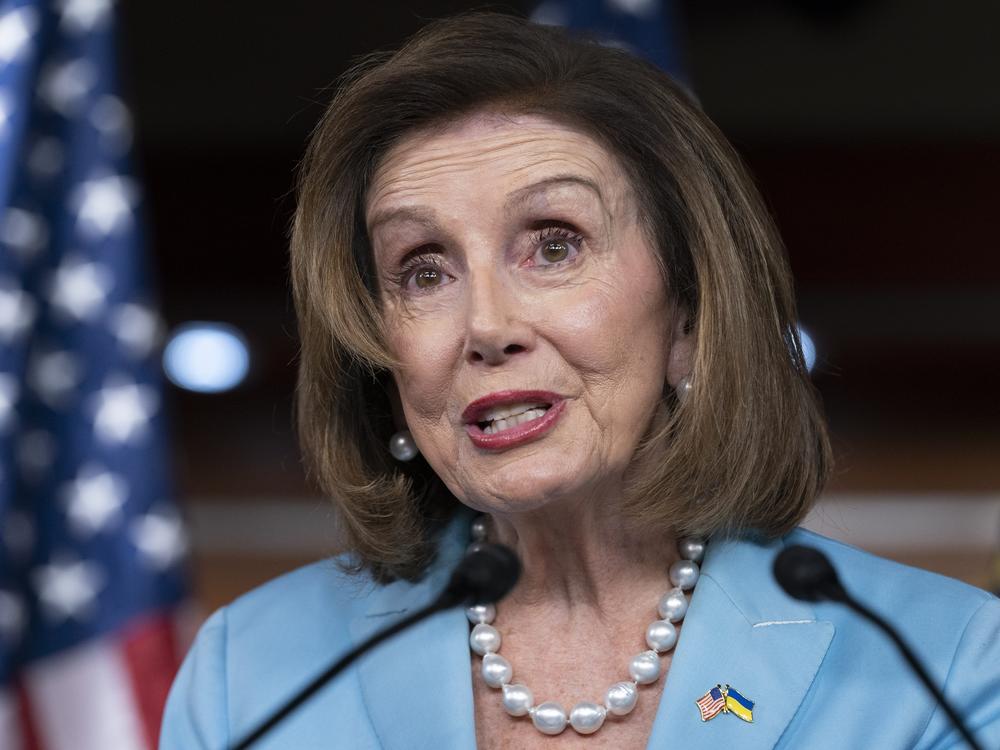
top-left (531, 227), bottom-right (583, 267)
top-left (413, 267), bottom-right (443, 289)
top-left (540, 239), bottom-right (571, 263)
top-left (397, 255), bottom-right (452, 292)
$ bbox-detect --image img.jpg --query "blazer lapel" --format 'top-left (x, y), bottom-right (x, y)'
top-left (647, 535), bottom-right (835, 750)
top-left (349, 517), bottom-right (477, 750)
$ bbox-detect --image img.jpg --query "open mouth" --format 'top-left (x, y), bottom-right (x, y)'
top-left (463, 391), bottom-right (565, 450)
top-left (476, 402), bottom-right (551, 435)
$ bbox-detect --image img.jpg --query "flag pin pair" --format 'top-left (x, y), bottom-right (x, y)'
top-left (696, 683), bottom-right (755, 723)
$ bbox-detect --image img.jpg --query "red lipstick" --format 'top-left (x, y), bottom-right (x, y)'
top-left (462, 390), bottom-right (566, 451)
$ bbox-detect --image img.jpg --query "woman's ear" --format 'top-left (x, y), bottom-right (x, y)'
top-left (666, 307), bottom-right (696, 387)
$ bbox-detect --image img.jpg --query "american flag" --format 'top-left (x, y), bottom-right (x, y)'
top-left (696, 685), bottom-right (726, 722)
top-left (530, 0), bottom-right (687, 84)
top-left (0, 1), bottom-right (190, 748)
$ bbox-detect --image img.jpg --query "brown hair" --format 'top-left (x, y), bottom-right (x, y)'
top-left (289, 11), bottom-right (831, 582)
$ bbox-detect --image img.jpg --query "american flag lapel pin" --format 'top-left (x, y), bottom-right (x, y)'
top-left (696, 683), bottom-right (755, 723)
top-left (695, 684), bottom-right (727, 722)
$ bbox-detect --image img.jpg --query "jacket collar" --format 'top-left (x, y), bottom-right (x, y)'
top-left (648, 534), bottom-right (835, 748)
top-left (350, 518), bottom-right (834, 750)
top-left (349, 511), bottom-right (477, 750)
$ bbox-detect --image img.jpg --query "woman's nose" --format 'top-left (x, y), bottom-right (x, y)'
top-left (462, 273), bottom-right (533, 366)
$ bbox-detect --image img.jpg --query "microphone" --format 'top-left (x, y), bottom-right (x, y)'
top-left (230, 542), bottom-right (521, 750)
top-left (773, 544), bottom-right (849, 603)
top-left (774, 545), bottom-right (985, 750)
top-left (439, 541), bottom-right (521, 607)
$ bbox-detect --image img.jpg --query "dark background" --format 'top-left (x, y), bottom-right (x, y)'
top-left (115, 1), bottom-right (999, 600)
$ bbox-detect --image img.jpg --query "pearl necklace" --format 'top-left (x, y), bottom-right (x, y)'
top-left (465, 516), bottom-right (706, 736)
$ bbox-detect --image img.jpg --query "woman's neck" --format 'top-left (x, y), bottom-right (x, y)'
top-left (484, 494), bottom-right (680, 614)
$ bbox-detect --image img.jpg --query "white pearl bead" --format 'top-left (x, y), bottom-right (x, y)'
top-left (531, 702), bottom-right (568, 735)
top-left (676, 376), bottom-right (692, 403)
top-left (465, 603), bottom-right (496, 625)
top-left (388, 430), bottom-right (418, 461)
top-left (604, 681), bottom-right (639, 715)
top-left (470, 623), bottom-right (501, 655)
top-left (471, 517), bottom-right (489, 541)
top-left (678, 537), bottom-right (706, 564)
top-left (645, 619), bottom-right (678, 652)
top-left (657, 588), bottom-right (688, 622)
top-left (501, 683), bottom-right (533, 716)
top-left (669, 559), bottom-right (700, 590)
top-left (481, 653), bottom-right (512, 688)
top-left (569, 702), bottom-right (607, 734)
top-left (628, 650), bottom-right (662, 684)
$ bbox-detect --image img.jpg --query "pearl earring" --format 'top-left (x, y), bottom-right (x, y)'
top-left (389, 430), bottom-right (419, 461)
top-left (676, 376), bottom-right (692, 403)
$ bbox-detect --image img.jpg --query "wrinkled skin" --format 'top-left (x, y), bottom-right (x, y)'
top-left (366, 111), bottom-right (693, 521)
top-left (366, 110), bottom-right (697, 750)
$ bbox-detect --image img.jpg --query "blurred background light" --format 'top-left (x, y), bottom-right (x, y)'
top-left (163, 322), bottom-right (250, 393)
top-left (797, 324), bottom-right (817, 373)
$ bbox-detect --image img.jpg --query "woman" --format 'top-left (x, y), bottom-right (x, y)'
top-left (161, 12), bottom-right (1000, 749)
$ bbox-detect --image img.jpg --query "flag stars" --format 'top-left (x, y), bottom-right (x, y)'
top-left (89, 95), bottom-right (132, 152)
top-left (0, 372), bottom-right (19, 433)
top-left (2, 509), bottom-right (36, 562)
top-left (27, 137), bottom-right (65, 181)
top-left (33, 557), bottom-right (105, 623)
top-left (17, 428), bottom-right (56, 484)
top-left (110, 303), bottom-right (162, 358)
top-left (38, 58), bottom-right (97, 116)
top-left (57, 0), bottom-right (114, 35)
top-left (0, 589), bottom-right (27, 643)
top-left (48, 256), bottom-right (113, 321)
top-left (61, 465), bottom-right (128, 537)
top-left (0, 6), bottom-right (39, 64)
top-left (0, 279), bottom-right (37, 342)
top-left (28, 349), bottom-right (82, 407)
top-left (71, 174), bottom-right (138, 238)
top-left (131, 510), bottom-right (187, 570)
top-left (530, 2), bottom-right (568, 26)
top-left (89, 377), bottom-right (158, 444)
top-left (607, 0), bottom-right (660, 18)
top-left (2, 207), bottom-right (50, 262)
top-left (0, 90), bottom-right (14, 138)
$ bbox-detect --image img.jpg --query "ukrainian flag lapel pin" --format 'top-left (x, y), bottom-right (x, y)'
top-left (722, 683), bottom-right (755, 723)
top-left (695, 684), bottom-right (755, 723)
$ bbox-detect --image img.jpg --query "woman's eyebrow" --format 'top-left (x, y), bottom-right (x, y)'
top-left (368, 174), bottom-right (605, 236)
top-left (504, 174), bottom-right (605, 211)
top-left (367, 205), bottom-right (437, 237)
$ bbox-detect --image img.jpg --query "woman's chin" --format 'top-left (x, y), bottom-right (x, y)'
top-left (458, 461), bottom-right (601, 515)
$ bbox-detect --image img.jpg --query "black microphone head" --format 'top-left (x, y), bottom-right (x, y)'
top-left (446, 543), bottom-right (521, 605)
top-left (773, 544), bottom-right (846, 603)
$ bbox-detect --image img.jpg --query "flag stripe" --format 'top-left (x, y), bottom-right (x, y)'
top-left (0, 688), bottom-right (26, 750)
top-left (14, 680), bottom-right (42, 750)
top-left (696, 688), bottom-right (726, 721)
top-left (120, 612), bottom-right (182, 749)
top-left (24, 637), bottom-right (147, 750)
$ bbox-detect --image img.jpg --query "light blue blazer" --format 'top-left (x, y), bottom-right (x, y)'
top-left (160, 514), bottom-right (1000, 749)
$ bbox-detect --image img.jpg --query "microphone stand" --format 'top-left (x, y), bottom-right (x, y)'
top-left (227, 541), bottom-right (521, 750)
top-left (831, 589), bottom-right (985, 750)
top-left (778, 546), bottom-right (986, 750)
top-left (229, 595), bottom-right (462, 750)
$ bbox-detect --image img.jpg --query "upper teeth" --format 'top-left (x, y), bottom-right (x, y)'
top-left (482, 406), bottom-right (549, 435)
top-left (479, 402), bottom-right (549, 423)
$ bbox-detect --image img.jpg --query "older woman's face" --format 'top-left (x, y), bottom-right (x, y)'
top-left (366, 113), bottom-right (690, 511)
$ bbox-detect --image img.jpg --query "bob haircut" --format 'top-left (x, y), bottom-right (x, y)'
top-left (290, 11), bottom-right (831, 582)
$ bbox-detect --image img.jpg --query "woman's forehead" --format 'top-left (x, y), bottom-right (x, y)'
top-left (364, 112), bottom-right (633, 223)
